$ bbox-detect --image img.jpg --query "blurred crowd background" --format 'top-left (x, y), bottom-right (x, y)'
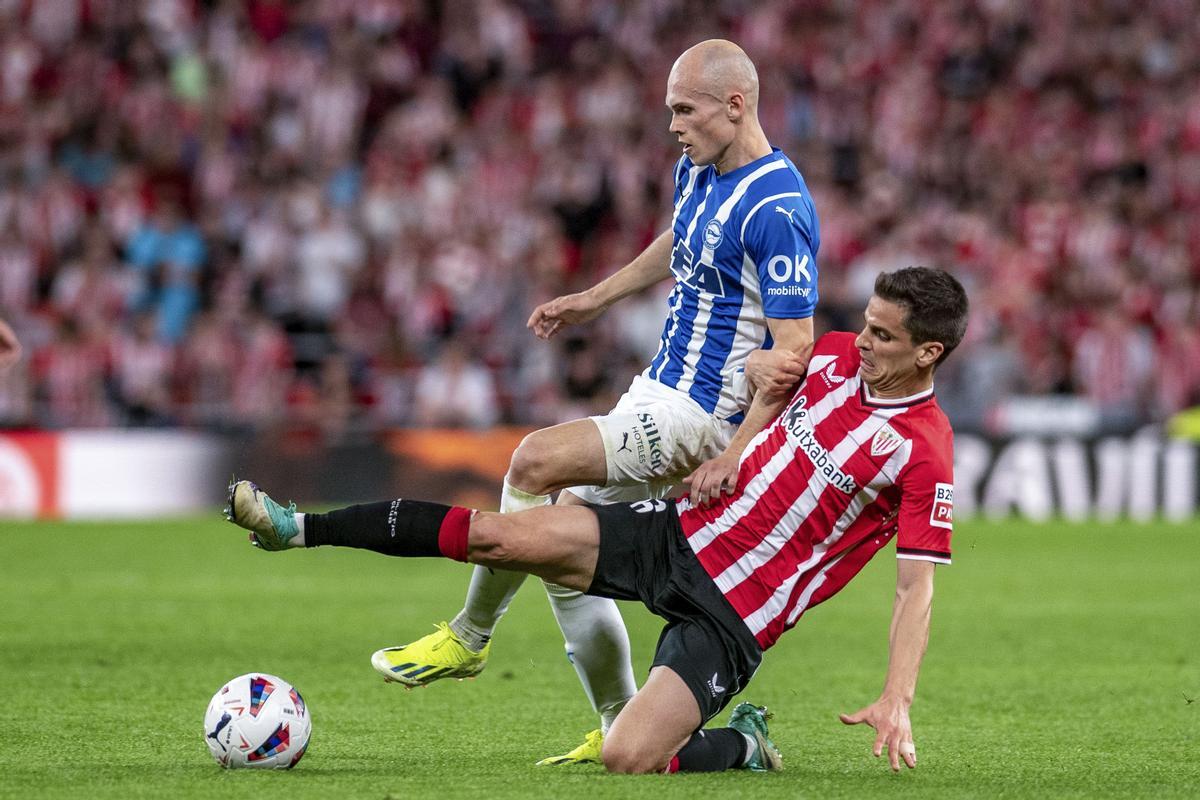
top-left (0, 0), bottom-right (1197, 439)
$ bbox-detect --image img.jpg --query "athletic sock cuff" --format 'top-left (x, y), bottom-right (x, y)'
top-left (500, 480), bottom-right (552, 514)
top-left (438, 507), bottom-right (473, 562)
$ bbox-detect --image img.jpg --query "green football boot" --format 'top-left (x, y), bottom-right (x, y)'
top-left (224, 479), bottom-right (300, 551)
top-left (728, 702), bottom-right (783, 771)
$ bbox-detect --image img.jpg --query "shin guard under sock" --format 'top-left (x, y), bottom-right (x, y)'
top-left (667, 728), bottom-right (749, 773)
top-left (304, 500), bottom-right (471, 561)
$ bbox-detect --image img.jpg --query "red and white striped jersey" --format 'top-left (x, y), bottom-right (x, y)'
top-left (678, 332), bottom-right (955, 650)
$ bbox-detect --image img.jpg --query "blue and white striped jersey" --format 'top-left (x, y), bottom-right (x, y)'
top-left (646, 148), bottom-right (820, 423)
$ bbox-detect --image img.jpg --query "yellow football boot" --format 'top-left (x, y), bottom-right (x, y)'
top-left (370, 622), bottom-right (490, 686)
top-left (535, 729), bottom-right (604, 766)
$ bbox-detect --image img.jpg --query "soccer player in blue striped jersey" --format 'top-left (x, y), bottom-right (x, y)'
top-left (371, 39), bottom-right (819, 764)
top-left (651, 116), bottom-right (818, 426)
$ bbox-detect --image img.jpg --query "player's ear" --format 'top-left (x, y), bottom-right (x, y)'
top-left (726, 92), bottom-right (744, 121)
top-left (915, 341), bottom-right (943, 369)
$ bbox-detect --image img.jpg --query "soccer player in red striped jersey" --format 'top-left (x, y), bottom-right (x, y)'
top-left (677, 304), bottom-right (956, 653)
top-left (227, 266), bottom-right (968, 774)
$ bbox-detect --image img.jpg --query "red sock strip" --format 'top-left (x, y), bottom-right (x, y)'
top-left (437, 506), bottom-right (472, 562)
top-left (664, 755), bottom-right (680, 774)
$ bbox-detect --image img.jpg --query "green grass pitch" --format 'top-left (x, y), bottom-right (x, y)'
top-left (1, 515), bottom-right (1197, 799)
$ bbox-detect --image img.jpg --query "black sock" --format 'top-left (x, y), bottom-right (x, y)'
top-left (672, 727), bottom-right (748, 772)
top-left (304, 499), bottom-right (453, 558)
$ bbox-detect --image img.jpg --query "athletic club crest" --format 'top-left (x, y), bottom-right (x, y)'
top-left (870, 424), bottom-right (907, 457)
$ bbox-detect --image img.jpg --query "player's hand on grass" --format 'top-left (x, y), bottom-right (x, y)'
top-left (839, 697), bottom-right (917, 771)
top-left (683, 453), bottom-right (740, 506)
top-left (746, 348), bottom-right (807, 399)
top-left (0, 318), bottom-right (21, 371)
top-left (527, 291), bottom-right (605, 339)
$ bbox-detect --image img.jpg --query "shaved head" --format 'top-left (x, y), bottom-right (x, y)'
top-left (665, 39), bottom-right (770, 172)
top-left (670, 39), bottom-right (760, 110)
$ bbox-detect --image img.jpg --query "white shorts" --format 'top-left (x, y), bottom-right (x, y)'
top-left (567, 374), bottom-right (738, 504)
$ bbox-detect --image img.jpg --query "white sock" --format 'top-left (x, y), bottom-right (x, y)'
top-left (448, 480), bottom-right (551, 652)
top-left (542, 580), bottom-right (637, 733)
top-left (600, 704), bottom-right (626, 735)
top-left (290, 513), bottom-right (306, 547)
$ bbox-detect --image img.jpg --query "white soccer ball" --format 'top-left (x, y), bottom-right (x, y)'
top-left (203, 673), bottom-right (311, 769)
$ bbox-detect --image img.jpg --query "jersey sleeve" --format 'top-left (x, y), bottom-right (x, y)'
top-left (894, 442), bottom-right (954, 565)
top-left (742, 194), bottom-right (819, 319)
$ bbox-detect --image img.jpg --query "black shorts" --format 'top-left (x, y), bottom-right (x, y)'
top-left (586, 501), bottom-right (763, 723)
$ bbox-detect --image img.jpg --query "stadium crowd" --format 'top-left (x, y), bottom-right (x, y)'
top-left (0, 0), bottom-right (1197, 436)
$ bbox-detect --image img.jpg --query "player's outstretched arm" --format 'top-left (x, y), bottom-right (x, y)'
top-left (683, 316), bottom-right (813, 505)
top-left (528, 230), bottom-right (673, 339)
top-left (0, 318), bottom-right (22, 371)
top-left (839, 558), bottom-right (935, 771)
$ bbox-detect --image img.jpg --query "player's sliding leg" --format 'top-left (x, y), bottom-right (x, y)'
top-left (226, 480), bottom-right (601, 589)
top-left (227, 480), bottom-right (778, 774)
top-left (228, 479), bottom-right (460, 556)
top-left (601, 666), bottom-right (781, 774)
top-left (600, 666), bottom-right (697, 774)
top-left (670, 703), bottom-right (780, 772)
top-left (370, 480), bottom-right (547, 685)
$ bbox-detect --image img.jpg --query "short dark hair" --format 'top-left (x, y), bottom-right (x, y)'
top-left (873, 267), bottom-right (969, 365)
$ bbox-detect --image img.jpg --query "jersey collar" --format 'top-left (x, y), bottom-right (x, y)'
top-left (716, 147), bottom-right (782, 182)
top-left (860, 382), bottom-right (935, 409)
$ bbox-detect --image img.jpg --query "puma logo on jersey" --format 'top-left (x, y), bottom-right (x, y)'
top-left (774, 205), bottom-right (800, 226)
top-left (617, 432), bottom-right (632, 453)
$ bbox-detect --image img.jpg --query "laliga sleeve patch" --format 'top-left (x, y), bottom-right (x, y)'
top-left (930, 483), bottom-right (954, 529)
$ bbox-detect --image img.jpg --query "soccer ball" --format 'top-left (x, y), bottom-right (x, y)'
top-left (203, 673), bottom-right (311, 769)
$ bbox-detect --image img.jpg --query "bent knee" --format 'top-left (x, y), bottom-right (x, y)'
top-left (507, 424), bottom-right (605, 493)
top-left (506, 432), bottom-right (551, 493)
top-left (601, 738), bottom-right (667, 775)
